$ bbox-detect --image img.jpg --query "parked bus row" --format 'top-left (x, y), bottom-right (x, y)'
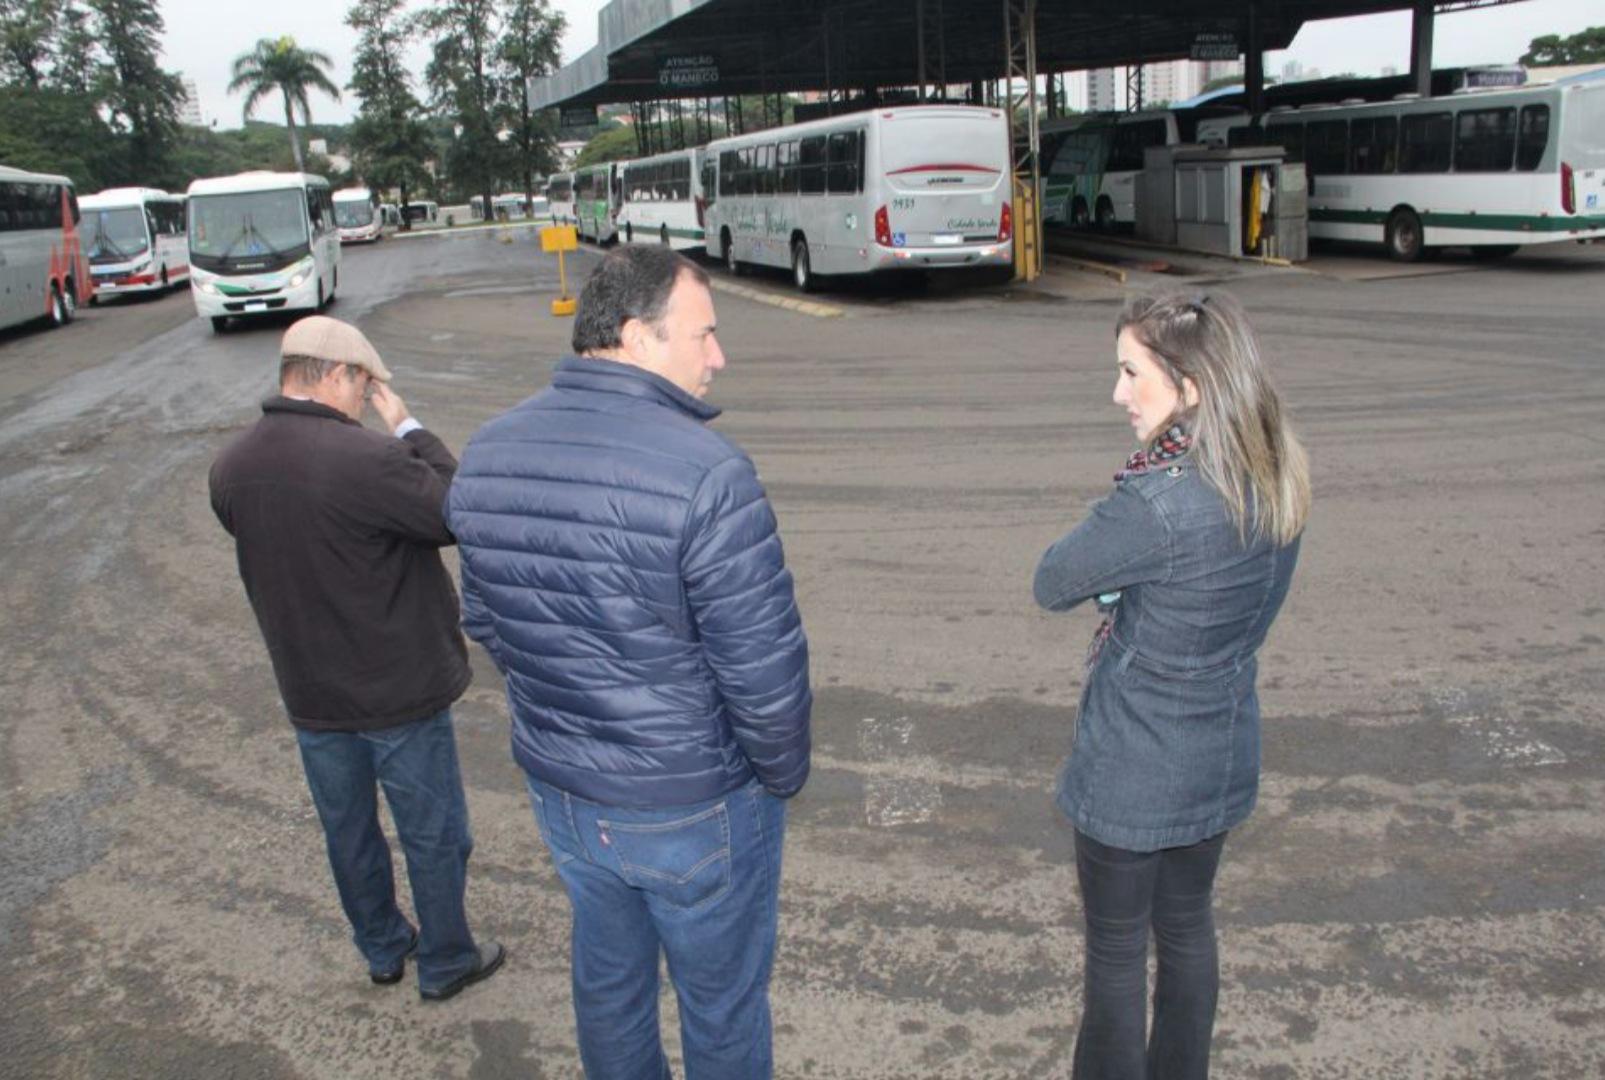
top-left (1037, 69), bottom-right (1604, 261)
top-left (542, 104), bottom-right (1015, 291)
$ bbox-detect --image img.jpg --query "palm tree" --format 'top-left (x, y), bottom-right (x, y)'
top-left (229, 36), bottom-right (342, 172)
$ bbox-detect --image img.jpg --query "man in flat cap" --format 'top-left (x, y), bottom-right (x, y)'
top-left (209, 315), bottom-right (504, 1001)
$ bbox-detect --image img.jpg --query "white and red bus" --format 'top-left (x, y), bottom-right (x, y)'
top-left (0, 164), bottom-right (94, 330)
top-left (80, 188), bottom-right (188, 298)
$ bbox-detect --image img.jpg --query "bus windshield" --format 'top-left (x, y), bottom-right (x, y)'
top-left (334, 200), bottom-right (375, 228)
top-left (189, 189), bottom-right (310, 270)
top-left (84, 208), bottom-right (150, 264)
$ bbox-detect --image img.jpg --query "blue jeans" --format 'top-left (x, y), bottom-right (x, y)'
top-left (526, 776), bottom-right (787, 1080)
top-left (1072, 829), bottom-right (1228, 1080)
top-left (296, 708), bottom-right (480, 992)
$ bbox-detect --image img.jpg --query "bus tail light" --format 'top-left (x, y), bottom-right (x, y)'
top-left (999, 201), bottom-right (1013, 243)
top-left (875, 205), bottom-right (891, 246)
top-left (1561, 162), bottom-right (1575, 215)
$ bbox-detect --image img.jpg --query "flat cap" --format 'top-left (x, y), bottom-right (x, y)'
top-left (280, 315), bottom-right (392, 382)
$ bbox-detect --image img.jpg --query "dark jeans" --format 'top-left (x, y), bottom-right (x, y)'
top-left (1072, 829), bottom-right (1228, 1080)
top-left (526, 776), bottom-right (787, 1080)
top-left (295, 708), bottom-right (480, 992)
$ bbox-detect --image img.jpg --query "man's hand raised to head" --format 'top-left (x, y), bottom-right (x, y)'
top-left (369, 381), bottom-right (413, 434)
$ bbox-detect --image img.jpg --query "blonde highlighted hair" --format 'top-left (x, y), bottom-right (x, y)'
top-left (1116, 290), bottom-right (1310, 545)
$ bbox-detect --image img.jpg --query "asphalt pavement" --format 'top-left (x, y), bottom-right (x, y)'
top-left (1, 230), bottom-right (1601, 1079)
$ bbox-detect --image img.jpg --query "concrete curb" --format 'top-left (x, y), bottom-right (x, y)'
top-left (387, 219), bottom-right (553, 240)
top-left (708, 278), bottom-right (845, 318)
top-left (1045, 254), bottom-right (1127, 284)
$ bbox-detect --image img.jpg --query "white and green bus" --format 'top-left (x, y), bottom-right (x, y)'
top-left (704, 104), bottom-right (1014, 291)
top-left (618, 147), bottom-right (708, 251)
top-left (1195, 72), bottom-right (1605, 260)
top-left (80, 188), bottom-right (188, 299)
top-left (186, 171), bottom-right (341, 333)
top-left (573, 162), bottom-right (623, 243)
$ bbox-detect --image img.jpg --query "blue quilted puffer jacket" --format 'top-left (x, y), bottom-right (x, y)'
top-left (445, 356), bottom-right (811, 808)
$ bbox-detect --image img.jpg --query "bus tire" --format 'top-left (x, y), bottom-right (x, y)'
top-left (210, 315), bottom-right (229, 334)
top-left (792, 238), bottom-right (816, 293)
top-left (660, 224), bottom-right (670, 247)
top-left (723, 231), bottom-right (744, 276)
top-left (48, 283), bottom-right (70, 327)
top-left (1385, 208), bottom-right (1425, 263)
top-left (1094, 197), bottom-right (1116, 231)
top-left (1071, 197), bottom-right (1090, 229)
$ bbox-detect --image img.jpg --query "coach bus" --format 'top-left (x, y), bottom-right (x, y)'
top-left (0, 165), bottom-right (93, 331)
top-left (618, 147), bottom-right (707, 251)
top-left (574, 162), bottom-right (624, 243)
top-left (1194, 72), bottom-right (1605, 261)
top-left (80, 188), bottom-right (188, 300)
top-left (703, 104), bottom-right (1013, 291)
top-left (186, 171), bottom-right (341, 332)
top-left (333, 187), bottom-right (382, 243)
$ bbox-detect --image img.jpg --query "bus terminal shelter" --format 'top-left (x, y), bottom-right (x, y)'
top-left (530, 0), bottom-right (1531, 275)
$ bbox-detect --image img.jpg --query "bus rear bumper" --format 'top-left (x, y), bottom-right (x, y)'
top-left (870, 244), bottom-right (1012, 270)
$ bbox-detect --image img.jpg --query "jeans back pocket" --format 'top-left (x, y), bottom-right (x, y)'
top-left (597, 802), bottom-right (732, 911)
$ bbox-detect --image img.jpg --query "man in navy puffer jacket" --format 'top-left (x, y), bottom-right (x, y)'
top-left (447, 246), bottom-right (810, 1080)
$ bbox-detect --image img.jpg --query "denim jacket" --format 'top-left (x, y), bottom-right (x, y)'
top-left (1033, 455), bottom-right (1300, 852)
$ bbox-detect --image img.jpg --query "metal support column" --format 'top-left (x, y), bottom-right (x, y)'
top-left (916, 0), bottom-right (927, 101)
top-left (1410, 0), bottom-right (1434, 97)
top-left (1003, 0), bottom-right (1040, 281)
top-left (1125, 9), bottom-right (1144, 113)
top-left (1245, 3), bottom-right (1264, 118)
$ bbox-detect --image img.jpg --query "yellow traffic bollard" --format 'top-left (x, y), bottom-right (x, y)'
top-left (541, 224), bottom-right (579, 316)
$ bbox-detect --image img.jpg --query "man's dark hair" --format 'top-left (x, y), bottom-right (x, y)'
top-left (571, 245), bottom-right (709, 355)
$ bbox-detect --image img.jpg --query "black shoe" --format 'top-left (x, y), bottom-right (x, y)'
top-left (370, 928), bottom-right (420, 986)
top-left (419, 941), bottom-right (506, 1002)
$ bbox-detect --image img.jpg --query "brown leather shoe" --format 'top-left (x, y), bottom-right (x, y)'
top-left (419, 942), bottom-right (505, 1002)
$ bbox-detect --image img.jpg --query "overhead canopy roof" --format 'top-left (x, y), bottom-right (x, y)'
top-left (531, 0), bottom-right (1484, 110)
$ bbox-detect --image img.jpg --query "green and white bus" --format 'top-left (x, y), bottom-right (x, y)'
top-left (186, 171), bottom-right (341, 332)
top-left (1195, 72), bottom-right (1605, 260)
top-left (573, 162), bottom-right (623, 243)
top-left (618, 147), bottom-right (708, 251)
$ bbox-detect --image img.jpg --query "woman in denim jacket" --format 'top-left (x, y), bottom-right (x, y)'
top-left (1034, 291), bottom-right (1310, 1080)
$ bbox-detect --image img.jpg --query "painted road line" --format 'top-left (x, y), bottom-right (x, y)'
top-left (709, 277), bottom-right (845, 318)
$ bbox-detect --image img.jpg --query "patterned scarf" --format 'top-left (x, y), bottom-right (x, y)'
top-left (1086, 423), bottom-right (1192, 670)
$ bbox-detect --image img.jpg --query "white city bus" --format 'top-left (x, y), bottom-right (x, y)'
top-left (618, 147), bottom-right (708, 251)
top-left (186, 172), bottom-right (341, 333)
top-left (80, 188), bottom-right (188, 299)
top-left (1195, 72), bottom-right (1605, 260)
top-left (402, 199), bottom-right (439, 225)
top-left (574, 162), bottom-right (624, 243)
top-left (1038, 108), bottom-right (1234, 229)
top-left (0, 165), bottom-right (93, 331)
top-left (704, 104), bottom-right (1013, 291)
top-left (545, 172), bottom-right (575, 225)
top-left (333, 187), bottom-right (382, 243)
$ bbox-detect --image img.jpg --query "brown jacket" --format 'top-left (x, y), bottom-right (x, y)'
top-left (210, 397), bottom-right (470, 732)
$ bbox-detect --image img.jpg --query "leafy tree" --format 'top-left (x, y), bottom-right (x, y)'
top-left (50, 0), bottom-right (96, 95)
top-left (228, 35), bottom-right (342, 172)
top-left (495, 0), bottom-right (564, 213)
top-left (417, 0), bottom-right (499, 209)
top-left (1520, 27), bottom-right (1605, 66)
top-left (0, 85), bottom-right (117, 188)
top-left (346, 0), bottom-right (435, 225)
top-left (89, 0), bottom-right (182, 184)
top-left (0, 0), bottom-right (57, 88)
top-left (573, 124), bottom-right (637, 169)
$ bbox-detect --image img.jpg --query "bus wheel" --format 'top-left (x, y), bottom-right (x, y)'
top-left (1071, 197), bottom-right (1090, 228)
top-left (660, 224), bottom-right (670, 247)
top-left (1385, 208), bottom-right (1425, 263)
top-left (723, 232), bottom-right (743, 276)
top-left (792, 238), bottom-right (815, 293)
top-left (210, 315), bottom-right (229, 334)
top-left (48, 284), bottom-right (70, 327)
top-left (1094, 197), bottom-right (1116, 231)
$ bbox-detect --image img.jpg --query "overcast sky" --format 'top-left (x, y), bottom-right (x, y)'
top-left (163, 0), bottom-right (1601, 129)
